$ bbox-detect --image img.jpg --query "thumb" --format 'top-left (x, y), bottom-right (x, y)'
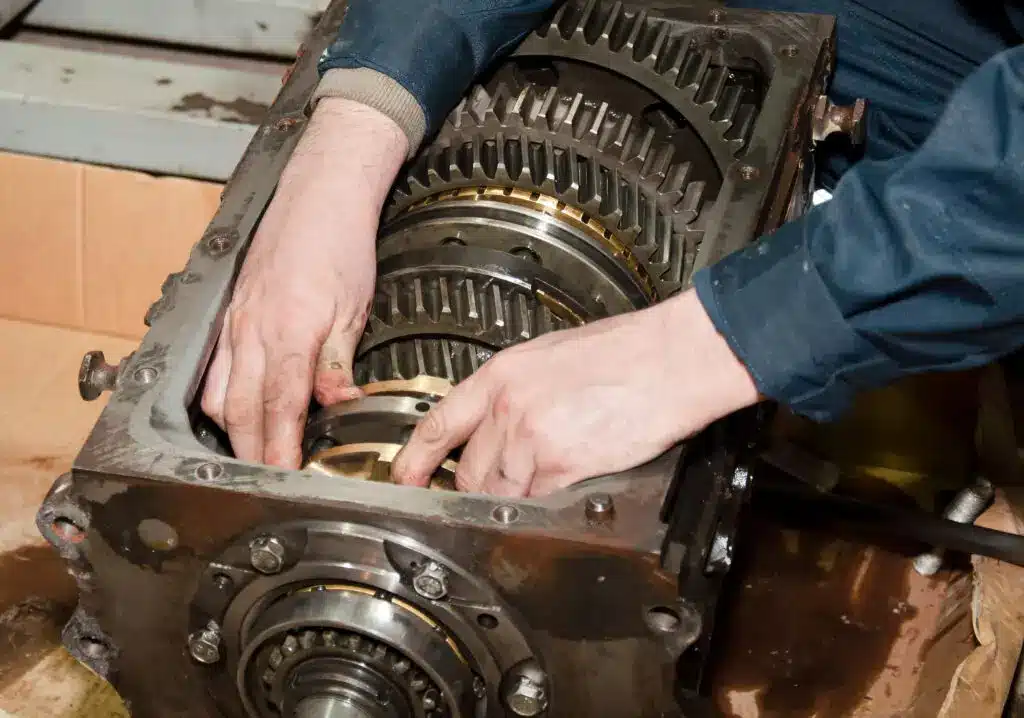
top-left (313, 318), bottom-right (365, 406)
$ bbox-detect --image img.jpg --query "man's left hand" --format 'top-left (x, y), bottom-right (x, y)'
top-left (390, 289), bottom-right (761, 497)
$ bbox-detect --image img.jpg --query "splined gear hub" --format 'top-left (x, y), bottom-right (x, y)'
top-left (240, 585), bottom-right (469, 718)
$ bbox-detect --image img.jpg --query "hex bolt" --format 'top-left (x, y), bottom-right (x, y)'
top-left (79, 350), bottom-right (130, 401)
top-left (249, 535), bottom-right (286, 574)
top-left (504, 675), bottom-right (548, 717)
top-left (585, 493), bottom-right (615, 521)
top-left (188, 622), bottom-right (222, 664)
top-left (704, 527), bottom-right (735, 575)
top-left (914, 478), bottom-right (995, 576)
top-left (812, 94), bottom-right (867, 145)
top-left (412, 561), bottom-right (449, 600)
top-left (421, 689), bottom-right (440, 711)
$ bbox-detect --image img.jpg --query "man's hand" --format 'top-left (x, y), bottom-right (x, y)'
top-left (391, 289), bottom-right (761, 497)
top-left (201, 98), bottom-right (408, 469)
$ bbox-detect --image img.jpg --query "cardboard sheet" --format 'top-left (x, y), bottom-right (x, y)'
top-left (0, 151), bottom-right (221, 338)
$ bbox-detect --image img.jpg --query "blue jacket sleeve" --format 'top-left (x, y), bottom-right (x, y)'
top-left (693, 44), bottom-right (1024, 422)
top-left (318, 0), bottom-right (556, 136)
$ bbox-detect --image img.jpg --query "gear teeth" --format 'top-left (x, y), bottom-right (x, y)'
top-left (657, 33), bottom-right (691, 79)
top-left (533, 86), bottom-right (561, 131)
top-left (522, 0), bottom-right (764, 159)
top-left (361, 271), bottom-right (579, 352)
top-left (356, 267), bottom-right (587, 384)
top-left (257, 629), bottom-right (445, 716)
top-left (356, 339), bottom-right (493, 384)
top-left (679, 181), bottom-right (706, 225)
top-left (726, 103), bottom-right (758, 150)
top-left (549, 0), bottom-right (601, 41)
top-left (606, 5), bottom-right (636, 53)
top-left (696, 66), bottom-right (730, 106)
top-left (559, 92), bottom-right (586, 136)
top-left (621, 9), bottom-right (649, 56)
top-left (712, 84), bottom-right (743, 125)
top-left (589, 1), bottom-right (624, 47)
top-left (391, 80), bottom-right (712, 298)
top-left (677, 49), bottom-right (712, 91)
top-left (636, 20), bottom-right (672, 68)
top-left (641, 142), bottom-right (676, 186)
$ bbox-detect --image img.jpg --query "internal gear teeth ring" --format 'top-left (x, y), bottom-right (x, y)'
top-left (239, 584), bottom-right (474, 718)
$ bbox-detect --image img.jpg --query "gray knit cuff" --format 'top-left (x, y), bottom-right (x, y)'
top-left (310, 67), bottom-right (426, 159)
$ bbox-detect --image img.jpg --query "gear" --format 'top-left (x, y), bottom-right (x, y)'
top-left (516, 0), bottom-right (761, 169)
top-left (355, 338), bottom-right (494, 385)
top-left (354, 246), bottom-right (589, 385)
top-left (249, 588), bottom-right (456, 718)
top-left (359, 248), bottom-right (586, 356)
top-left (257, 628), bottom-right (440, 701)
top-left (385, 82), bottom-right (706, 298)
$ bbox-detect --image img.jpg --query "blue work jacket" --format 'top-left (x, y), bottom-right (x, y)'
top-left (319, 0), bottom-right (1024, 422)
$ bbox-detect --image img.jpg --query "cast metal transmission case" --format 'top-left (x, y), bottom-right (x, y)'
top-left (42, 2), bottom-right (840, 716)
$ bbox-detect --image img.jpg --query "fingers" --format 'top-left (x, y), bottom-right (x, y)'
top-left (391, 376), bottom-right (492, 487)
top-left (222, 327), bottom-right (267, 463)
top-left (261, 339), bottom-right (319, 469)
top-left (201, 316), bottom-right (233, 430)
top-left (453, 413), bottom-right (504, 493)
top-left (481, 418), bottom-right (536, 498)
top-left (313, 314), bottom-right (366, 406)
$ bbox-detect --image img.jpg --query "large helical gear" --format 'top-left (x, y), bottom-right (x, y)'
top-left (385, 82), bottom-right (707, 298)
top-left (515, 0), bottom-right (764, 168)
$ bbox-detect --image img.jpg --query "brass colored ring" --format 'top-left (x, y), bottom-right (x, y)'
top-left (406, 186), bottom-right (659, 303)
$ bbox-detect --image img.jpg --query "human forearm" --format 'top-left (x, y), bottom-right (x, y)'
top-left (283, 98), bottom-right (408, 209)
top-left (311, 0), bottom-right (557, 155)
top-left (694, 44), bottom-right (1024, 421)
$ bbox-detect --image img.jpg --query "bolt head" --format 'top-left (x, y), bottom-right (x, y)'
top-left (412, 561), bottom-right (449, 600)
top-left (249, 535), bottom-right (286, 574)
top-left (78, 351), bottom-right (112, 401)
top-left (188, 627), bottom-right (221, 664)
top-left (421, 689), bottom-right (439, 711)
top-left (585, 493), bottom-right (614, 520)
top-left (505, 676), bottom-right (548, 716)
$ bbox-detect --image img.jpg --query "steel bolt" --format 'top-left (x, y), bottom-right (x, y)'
top-left (421, 689), bottom-right (439, 711)
top-left (188, 622), bottom-right (222, 664)
top-left (585, 493), bottom-right (615, 520)
top-left (504, 675), bottom-right (548, 717)
top-left (412, 561), bottom-right (449, 600)
top-left (812, 94), bottom-right (867, 145)
top-left (914, 479), bottom-right (995, 576)
top-left (249, 535), bottom-right (286, 574)
top-left (705, 529), bottom-right (734, 574)
top-left (78, 350), bottom-right (125, 401)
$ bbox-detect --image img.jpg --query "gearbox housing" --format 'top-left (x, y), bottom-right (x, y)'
top-left (40, 2), bottom-right (837, 717)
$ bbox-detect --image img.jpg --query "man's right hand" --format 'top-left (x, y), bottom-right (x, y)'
top-left (201, 98), bottom-right (409, 470)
